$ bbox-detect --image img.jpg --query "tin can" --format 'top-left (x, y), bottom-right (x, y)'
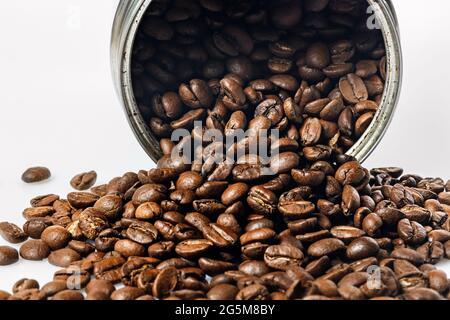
top-left (111, 0), bottom-right (402, 163)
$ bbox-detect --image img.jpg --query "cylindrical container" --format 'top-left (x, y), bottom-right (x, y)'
top-left (111, 0), bottom-right (402, 163)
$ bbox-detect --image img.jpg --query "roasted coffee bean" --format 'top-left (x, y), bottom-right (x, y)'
top-left (391, 248), bottom-right (425, 266)
top-left (78, 208), bottom-right (109, 240)
top-left (335, 161), bottom-right (367, 186)
top-left (21, 167), bottom-right (51, 183)
top-left (307, 238), bottom-right (346, 257)
top-left (23, 219), bottom-right (51, 239)
top-left (264, 245), bottom-right (304, 270)
top-left (114, 239), bottom-right (146, 257)
top-left (70, 171), bottom-right (97, 191)
top-left (247, 186), bottom-right (277, 215)
top-left (397, 219), bottom-right (427, 245)
top-left (19, 239), bottom-right (50, 261)
top-left (152, 267), bottom-right (178, 298)
top-left (0, 246), bottom-right (19, 266)
top-left (346, 237), bottom-right (380, 260)
top-left (52, 290), bottom-right (84, 301)
top-left (48, 248), bottom-right (81, 267)
top-left (41, 226), bottom-right (71, 250)
top-left (67, 192), bottom-right (100, 209)
top-left (330, 226), bottom-right (365, 243)
top-left (94, 194), bottom-right (123, 220)
top-left (126, 221), bottom-right (158, 245)
top-left (0, 222), bottom-right (28, 244)
top-left (30, 194), bottom-right (59, 207)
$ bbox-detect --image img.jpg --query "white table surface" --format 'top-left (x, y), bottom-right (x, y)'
top-left (0, 0), bottom-right (449, 292)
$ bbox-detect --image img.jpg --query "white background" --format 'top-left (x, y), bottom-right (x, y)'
top-left (0, 0), bottom-right (449, 292)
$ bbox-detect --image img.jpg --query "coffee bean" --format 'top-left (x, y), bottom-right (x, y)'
top-left (152, 267), bottom-right (178, 298)
top-left (19, 239), bottom-right (50, 261)
top-left (114, 239), bottom-right (146, 257)
top-left (247, 186), bottom-right (277, 215)
top-left (48, 248), bottom-right (81, 267)
top-left (53, 290), bottom-right (84, 301)
top-left (21, 167), bottom-right (51, 183)
top-left (307, 238), bottom-right (346, 257)
top-left (0, 246), bottom-right (19, 266)
top-left (339, 74), bottom-right (368, 103)
top-left (306, 42), bottom-right (330, 69)
top-left (346, 237), bottom-right (380, 260)
top-left (264, 245), bottom-right (304, 270)
top-left (391, 248), bottom-right (425, 266)
top-left (70, 171), bottom-right (97, 191)
top-left (23, 219), bottom-right (50, 239)
top-left (0, 222), bottom-right (28, 244)
top-left (41, 226), bottom-right (71, 250)
top-left (207, 284), bottom-right (239, 300)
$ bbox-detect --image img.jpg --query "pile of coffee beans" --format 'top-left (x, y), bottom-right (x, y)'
top-left (0, 0), bottom-right (449, 301)
top-left (133, 0), bottom-right (386, 158)
top-left (1, 157), bottom-right (450, 300)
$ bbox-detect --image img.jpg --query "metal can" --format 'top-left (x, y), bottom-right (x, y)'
top-left (111, 0), bottom-right (402, 163)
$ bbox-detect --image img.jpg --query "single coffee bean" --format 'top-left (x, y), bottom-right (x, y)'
top-left (52, 290), bottom-right (84, 301)
top-left (48, 248), bottom-right (81, 267)
top-left (21, 167), bottom-right (51, 183)
top-left (264, 245), bottom-right (304, 270)
top-left (23, 219), bottom-right (50, 239)
top-left (19, 239), bottom-right (50, 261)
top-left (41, 226), bottom-right (71, 250)
top-left (0, 246), bottom-right (19, 266)
top-left (307, 238), bottom-right (346, 257)
top-left (70, 171), bottom-right (97, 191)
top-left (346, 237), bottom-right (380, 260)
top-left (0, 222), bottom-right (28, 244)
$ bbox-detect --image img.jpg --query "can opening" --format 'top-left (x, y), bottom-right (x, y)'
top-left (114, 0), bottom-right (399, 164)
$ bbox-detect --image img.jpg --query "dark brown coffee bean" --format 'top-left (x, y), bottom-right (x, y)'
top-left (114, 239), bottom-right (146, 257)
top-left (300, 117), bottom-right (322, 146)
top-left (30, 194), bottom-right (60, 207)
top-left (330, 226), bottom-right (365, 243)
top-left (152, 267), bottom-right (178, 298)
top-left (132, 184), bottom-right (167, 206)
top-left (67, 192), bottom-right (99, 209)
top-left (148, 241), bottom-right (175, 259)
top-left (0, 246), bottom-right (19, 266)
top-left (19, 239), bottom-right (50, 261)
top-left (306, 42), bottom-right (330, 69)
top-left (48, 248), bottom-right (81, 267)
top-left (207, 284), bottom-right (239, 300)
top-left (247, 186), bottom-right (277, 215)
top-left (70, 171), bottom-right (97, 191)
top-left (21, 167), bottom-right (51, 183)
top-left (339, 74), bottom-right (368, 103)
top-left (307, 238), bottom-right (345, 257)
top-left (417, 241), bottom-right (444, 264)
top-left (0, 222), bottom-right (28, 244)
top-left (23, 219), bottom-right (50, 239)
top-left (269, 74), bottom-right (299, 92)
top-left (41, 226), bottom-right (71, 250)
top-left (278, 201), bottom-right (316, 220)
top-left (342, 185), bottom-right (361, 215)
top-left (346, 237), bottom-right (380, 260)
top-left (236, 283), bottom-right (270, 300)
top-left (335, 161), bottom-right (367, 186)
top-left (391, 248), bottom-right (425, 266)
top-left (264, 245), bottom-right (304, 270)
top-left (78, 208), bottom-right (108, 240)
top-left (397, 219), bottom-right (427, 245)
top-left (175, 239), bottom-right (214, 259)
